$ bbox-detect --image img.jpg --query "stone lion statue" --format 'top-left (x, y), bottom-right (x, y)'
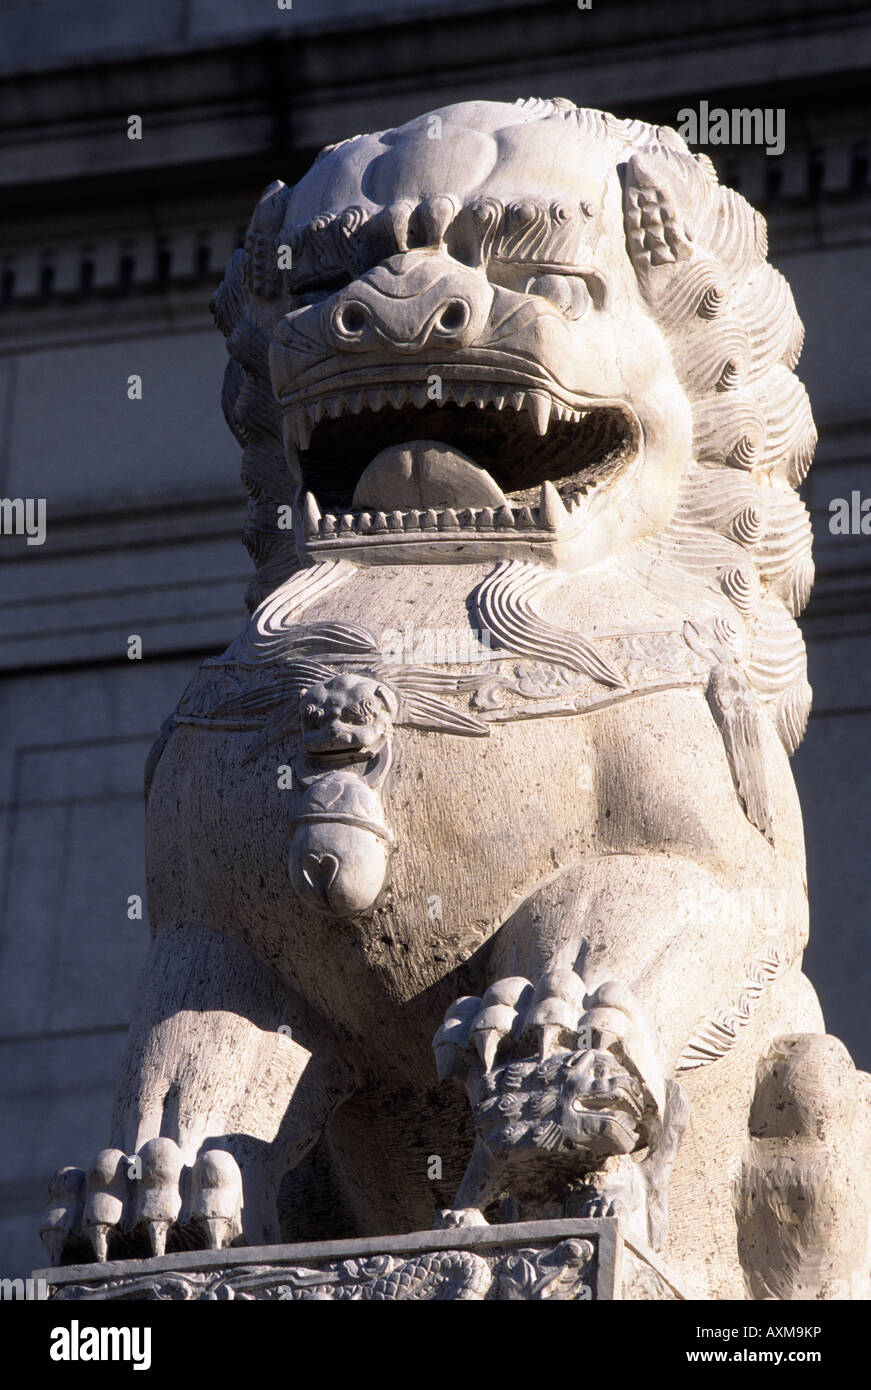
top-left (42, 98), bottom-right (871, 1300)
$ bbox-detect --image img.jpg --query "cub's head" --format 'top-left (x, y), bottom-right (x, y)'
top-left (299, 674), bottom-right (397, 765)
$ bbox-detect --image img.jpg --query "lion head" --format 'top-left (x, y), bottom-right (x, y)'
top-left (213, 97), bottom-right (815, 757)
top-left (299, 674), bottom-right (397, 766)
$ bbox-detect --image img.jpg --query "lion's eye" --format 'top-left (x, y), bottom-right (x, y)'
top-left (526, 273), bottom-right (590, 320)
top-left (302, 704), bottom-right (325, 725)
top-left (344, 704), bottom-right (368, 725)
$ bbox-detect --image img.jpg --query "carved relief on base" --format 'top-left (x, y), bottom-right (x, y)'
top-left (40, 1219), bottom-right (688, 1302)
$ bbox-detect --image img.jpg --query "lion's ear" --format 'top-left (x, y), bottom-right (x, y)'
top-left (622, 150), bottom-right (696, 274)
top-left (623, 147), bottom-right (765, 306)
top-left (244, 179), bottom-right (291, 300)
top-left (374, 684), bottom-right (400, 719)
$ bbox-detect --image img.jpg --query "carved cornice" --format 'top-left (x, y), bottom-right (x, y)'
top-left (1, 0), bottom-right (870, 206)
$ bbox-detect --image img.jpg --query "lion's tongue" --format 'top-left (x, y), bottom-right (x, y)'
top-left (351, 439), bottom-right (507, 511)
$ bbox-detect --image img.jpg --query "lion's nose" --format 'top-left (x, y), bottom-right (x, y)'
top-left (323, 251), bottom-right (492, 355)
top-left (315, 721), bottom-right (354, 745)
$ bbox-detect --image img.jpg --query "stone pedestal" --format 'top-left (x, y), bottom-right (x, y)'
top-left (37, 1219), bottom-right (688, 1301)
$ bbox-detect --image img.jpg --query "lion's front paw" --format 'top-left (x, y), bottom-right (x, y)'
top-left (434, 971), bottom-right (672, 1225)
top-left (434, 970), bottom-right (590, 1079)
top-left (577, 1192), bottom-right (627, 1220)
top-left (41, 1140), bottom-right (244, 1265)
top-left (577, 981), bottom-right (666, 1118)
top-left (435, 1207), bottom-right (489, 1230)
top-left (434, 970), bottom-right (665, 1116)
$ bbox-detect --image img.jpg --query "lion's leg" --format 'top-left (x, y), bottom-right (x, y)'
top-left (434, 852), bottom-right (787, 1241)
top-left (736, 1033), bottom-right (871, 1300)
top-left (483, 851), bottom-right (788, 1071)
top-left (437, 1140), bottom-right (502, 1229)
top-left (40, 924), bottom-right (356, 1264)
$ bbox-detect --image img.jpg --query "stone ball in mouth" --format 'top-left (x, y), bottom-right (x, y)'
top-left (351, 439), bottom-right (508, 512)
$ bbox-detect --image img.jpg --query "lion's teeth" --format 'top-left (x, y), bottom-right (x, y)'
top-left (326, 395), bottom-right (343, 419)
top-left (350, 391), bottom-right (365, 414)
top-left (409, 386), bottom-right (427, 408)
top-left (387, 387), bottom-right (406, 410)
top-left (290, 411), bottom-right (313, 451)
top-left (539, 480), bottom-right (569, 529)
top-left (527, 393), bottom-right (551, 437)
top-left (510, 390), bottom-right (525, 413)
top-left (302, 491), bottom-right (322, 537)
top-left (493, 393), bottom-right (506, 411)
top-left (300, 496), bottom-right (590, 542)
top-left (366, 388), bottom-right (386, 412)
top-left (300, 480), bottom-right (587, 544)
top-left (309, 399), bottom-right (324, 425)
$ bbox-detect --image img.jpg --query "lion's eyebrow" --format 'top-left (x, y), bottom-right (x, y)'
top-left (281, 210), bottom-right (366, 290)
top-left (487, 234), bottom-right (590, 267)
top-left (282, 197), bottom-right (596, 288)
top-left (463, 196), bottom-right (594, 267)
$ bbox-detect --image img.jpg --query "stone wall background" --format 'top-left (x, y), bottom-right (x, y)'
top-left (1, 0), bottom-right (869, 1278)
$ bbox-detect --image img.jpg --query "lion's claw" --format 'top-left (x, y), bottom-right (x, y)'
top-left (137, 1138), bottom-right (184, 1256)
top-left (84, 1148), bottom-right (127, 1261)
top-left (434, 969), bottom-right (664, 1091)
top-left (41, 1166), bottom-right (85, 1266)
top-left (191, 1149), bottom-right (243, 1250)
top-left (434, 972), bottom-right (595, 1082)
top-left (41, 1140), bottom-right (244, 1265)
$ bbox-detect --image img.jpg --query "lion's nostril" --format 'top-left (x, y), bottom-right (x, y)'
top-left (437, 299), bottom-right (469, 334)
top-left (335, 302), bottom-right (369, 335)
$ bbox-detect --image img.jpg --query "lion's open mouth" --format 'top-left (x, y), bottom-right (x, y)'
top-left (571, 1084), bottom-right (643, 1119)
top-left (305, 746), bottom-right (377, 766)
top-left (566, 1081), bottom-right (646, 1152)
top-left (284, 375), bottom-right (639, 543)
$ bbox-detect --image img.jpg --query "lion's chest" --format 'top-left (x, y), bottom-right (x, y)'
top-left (146, 684), bottom-right (750, 1031)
